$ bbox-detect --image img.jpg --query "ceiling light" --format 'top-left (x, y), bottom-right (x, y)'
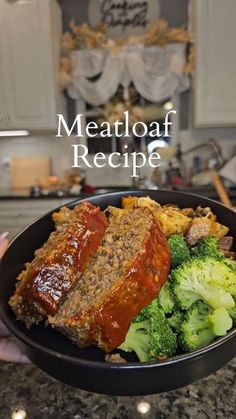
top-left (136, 401), bottom-right (151, 415)
top-left (0, 130), bottom-right (29, 137)
top-left (164, 101), bottom-right (173, 110)
top-left (147, 139), bottom-right (168, 154)
top-left (11, 409), bottom-right (27, 419)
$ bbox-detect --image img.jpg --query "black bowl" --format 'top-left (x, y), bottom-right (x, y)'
top-left (0, 190), bottom-right (235, 395)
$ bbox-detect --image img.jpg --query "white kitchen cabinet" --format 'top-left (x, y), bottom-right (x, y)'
top-left (0, 0), bottom-right (66, 132)
top-left (0, 26), bottom-right (10, 130)
top-left (192, 0), bottom-right (236, 127)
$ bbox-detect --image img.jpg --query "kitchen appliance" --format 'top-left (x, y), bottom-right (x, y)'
top-left (0, 190), bottom-right (235, 395)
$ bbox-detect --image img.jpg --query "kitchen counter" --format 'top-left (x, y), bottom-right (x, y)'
top-left (0, 359), bottom-right (235, 418)
top-left (0, 186), bottom-right (236, 204)
top-left (0, 187), bottom-right (131, 200)
top-left (0, 189), bottom-right (86, 200)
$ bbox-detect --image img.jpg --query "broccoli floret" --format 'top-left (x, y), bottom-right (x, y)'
top-left (171, 257), bottom-right (235, 310)
top-left (202, 257), bottom-right (236, 298)
top-left (168, 235), bottom-right (191, 268)
top-left (228, 298), bottom-right (236, 325)
top-left (167, 310), bottom-right (184, 333)
top-left (119, 320), bottom-right (150, 362)
top-left (148, 313), bottom-right (177, 359)
top-left (158, 282), bottom-right (175, 314)
top-left (119, 304), bottom-right (177, 361)
top-left (134, 298), bottom-right (159, 322)
top-left (209, 307), bottom-right (233, 335)
top-left (179, 301), bottom-right (233, 352)
top-left (192, 236), bottom-right (223, 259)
top-left (224, 258), bottom-right (236, 273)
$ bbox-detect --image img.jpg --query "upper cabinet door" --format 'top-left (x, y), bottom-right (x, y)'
top-left (0, 33), bottom-right (10, 130)
top-left (192, 0), bottom-right (236, 127)
top-left (0, 0), bottom-right (65, 132)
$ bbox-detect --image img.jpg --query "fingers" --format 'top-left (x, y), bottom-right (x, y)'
top-left (0, 238), bottom-right (9, 259)
top-left (0, 338), bottom-right (30, 363)
top-left (0, 233), bottom-right (30, 363)
top-left (0, 234), bottom-right (30, 363)
top-left (0, 232), bottom-right (9, 243)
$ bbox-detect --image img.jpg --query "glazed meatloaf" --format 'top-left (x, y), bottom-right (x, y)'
top-left (9, 202), bottom-right (108, 327)
top-left (49, 207), bottom-right (170, 352)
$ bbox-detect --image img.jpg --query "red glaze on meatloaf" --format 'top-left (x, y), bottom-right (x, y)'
top-left (50, 207), bottom-right (170, 352)
top-left (9, 202), bottom-right (108, 326)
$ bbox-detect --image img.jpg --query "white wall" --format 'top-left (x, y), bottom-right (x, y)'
top-left (0, 135), bottom-right (72, 189)
top-left (179, 129), bottom-right (236, 158)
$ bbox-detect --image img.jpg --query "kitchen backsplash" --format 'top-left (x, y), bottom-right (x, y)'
top-left (0, 136), bottom-right (71, 189)
top-left (179, 129), bottom-right (236, 157)
top-left (0, 135), bottom-right (134, 188)
top-left (0, 129), bottom-right (235, 190)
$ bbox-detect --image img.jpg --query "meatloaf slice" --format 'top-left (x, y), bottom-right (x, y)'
top-left (9, 202), bottom-right (108, 327)
top-left (49, 207), bottom-right (170, 352)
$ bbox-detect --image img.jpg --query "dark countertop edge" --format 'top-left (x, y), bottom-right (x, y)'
top-left (0, 187), bottom-right (236, 201)
top-left (0, 187), bottom-right (132, 200)
top-left (0, 195), bottom-right (88, 200)
top-left (0, 194), bottom-right (235, 201)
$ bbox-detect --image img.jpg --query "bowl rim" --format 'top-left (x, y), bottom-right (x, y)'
top-left (1, 188), bottom-right (236, 369)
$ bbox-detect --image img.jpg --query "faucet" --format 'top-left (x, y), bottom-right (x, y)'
top-left (183, 139), bottom-right (223, 170)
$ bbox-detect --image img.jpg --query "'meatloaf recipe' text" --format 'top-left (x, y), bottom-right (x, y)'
top-left (56, 110), bottom-right (176, 177)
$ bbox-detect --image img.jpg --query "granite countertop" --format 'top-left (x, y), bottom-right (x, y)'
top-left (0, 359), bottom-right (235, 418)
top-left (0, 186), bottom-right (236, 203)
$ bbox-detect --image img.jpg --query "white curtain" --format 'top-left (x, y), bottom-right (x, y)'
top-left (68, 43), bottom-right (189, 105)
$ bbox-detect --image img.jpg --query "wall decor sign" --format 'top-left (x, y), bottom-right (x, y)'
top-left (88, 0), bottom-right (160, 37)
